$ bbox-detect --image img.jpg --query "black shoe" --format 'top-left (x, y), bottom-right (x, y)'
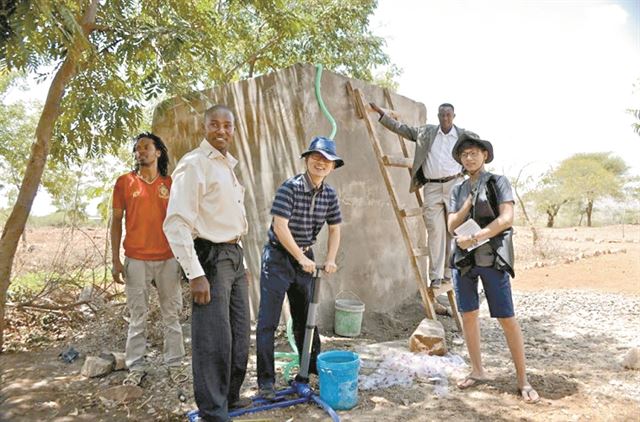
top-left (294, 374), bottom-right (309, 383)
top-left (229, 397), bottom-right (252, 410)
top-left (259, 384), bottom-right (276, 401)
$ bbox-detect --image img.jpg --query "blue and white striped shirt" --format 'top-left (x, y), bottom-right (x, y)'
top-left (268, 173), bottom-right (342, 247)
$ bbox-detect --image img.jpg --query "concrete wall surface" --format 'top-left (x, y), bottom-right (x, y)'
top-left (152, 63), bottom-right (430, 329)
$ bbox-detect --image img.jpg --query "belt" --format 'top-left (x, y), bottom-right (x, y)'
top-left (269, 241), bottom-right (311, 253)
top-left (223, 236), bottom-right (242, 244)
top-left (424, 173), bottom-right (462, 183)
top-left (194, 237), bottom-right (242, 252)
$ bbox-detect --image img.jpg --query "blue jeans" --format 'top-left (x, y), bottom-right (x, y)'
top-left (192, 240), bottom-right (250, 422)
top-left (452, 266), bottom-right (515, 318)
top-left (256, 243), bottom-right (321, 387)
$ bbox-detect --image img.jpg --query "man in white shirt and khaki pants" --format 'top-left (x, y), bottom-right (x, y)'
top-left (164, 105), bottom-right (249, 422)
top-left (370, 102), bottom-right (474, 290)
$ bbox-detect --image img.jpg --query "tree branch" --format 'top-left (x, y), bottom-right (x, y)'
top-left (7, 299), bottom-right (92, 311)
top-left (223, 35), bottom-right (281, 81)
top-left (86, 23), bottom-right (111, 32)
top-left (80, 0), bottom-right (100, 34)
top-left (512, 165), bottom-right (539, 245)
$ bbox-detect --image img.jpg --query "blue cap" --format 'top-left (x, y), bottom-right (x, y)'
top-left (300, 137), bottom-right (344, 168)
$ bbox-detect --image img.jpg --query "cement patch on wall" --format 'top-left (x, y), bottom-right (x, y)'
top-left (152, 63), bottom-right (430, 330)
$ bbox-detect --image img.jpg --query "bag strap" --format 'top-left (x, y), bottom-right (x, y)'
top-left (470, 172), bottom-right (493, 220)
top-left (486, 175), bottom-right (514, 238)
top-left (486, 175), bottom-right (500, 217)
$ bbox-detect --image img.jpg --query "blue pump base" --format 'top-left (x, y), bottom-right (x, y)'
top-left (186, 380), bottom-right (340, 422)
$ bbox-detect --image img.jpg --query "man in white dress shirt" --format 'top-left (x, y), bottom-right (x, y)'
top-left (370, 102), bottom-right (475, 289)
top-left (164, 105), bottom-right (249, 422)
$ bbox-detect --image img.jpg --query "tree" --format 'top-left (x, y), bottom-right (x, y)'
top-left (628, 78), bottom-right (640, 136)
top-left (372, 63), bottom-right (402, 92)
top-left (0, 0), bottom-right (393, 349)
top-left (509, 165), bottom-right (539, 243)
top-left (0, 73), bottom-right (42, 243)
top-left (630, 108), bottom-right (640, 136)
top-left (553, 153), bottom-right (627, 227)
top-left (0, 73), bottom-right (125, 229)
top-left (526, 171), bottom-right (571, 228)
top-left (0, 74), bottom-right (40, 209)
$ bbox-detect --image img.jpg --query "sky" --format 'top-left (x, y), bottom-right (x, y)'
top-left (4, 0), bottom-right (640, 215)
top-left (371, 0), bottom-right (640, 179)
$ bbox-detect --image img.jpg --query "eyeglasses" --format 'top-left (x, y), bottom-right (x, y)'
top-left (307, 152), bottom-right (332, 163)
top-left (459, 151), bottom-right (483, 159)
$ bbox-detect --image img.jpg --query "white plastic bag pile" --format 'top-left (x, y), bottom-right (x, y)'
top-left (359, 349), bottom-right (466, 397)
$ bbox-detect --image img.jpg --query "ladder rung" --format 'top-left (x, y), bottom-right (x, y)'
top-left (400, 206), bottom-right (424, 218)
top-left (430, 280), bottom-right (454, 297)
top-left (412, 246), bottom-right (429, 257)
top-left (382, 155), bottom-right (412, 168)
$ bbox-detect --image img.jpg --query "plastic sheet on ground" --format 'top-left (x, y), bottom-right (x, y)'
top-left (357, 344), bottom-right (466, 397)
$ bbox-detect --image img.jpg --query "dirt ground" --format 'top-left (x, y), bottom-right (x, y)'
top-left (1, 224), bottom-right (639, 421)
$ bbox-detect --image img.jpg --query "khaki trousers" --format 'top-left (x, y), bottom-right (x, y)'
top-left (124, 257), bottom-right (185, 369)
top-left (422, 177), bottom-right (462, 281)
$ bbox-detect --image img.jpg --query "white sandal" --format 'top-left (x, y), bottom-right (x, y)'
top-left (122, 370), bottom-right (146, 386)
top-left (168, 366), bottom-right (189, 384)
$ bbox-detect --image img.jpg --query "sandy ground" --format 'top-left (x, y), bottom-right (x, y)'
top-left (1, 225), bottom-right (639, 421)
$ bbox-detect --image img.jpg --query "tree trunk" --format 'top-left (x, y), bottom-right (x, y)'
top-left (512, 181), bottom-right (538, 245)
top-left (586, 200), bottom-right (593, 227)
top-left (546, 210), bottom-right (555, 228)
top-left (13, 184), bottom-right (28, 246)
top-left (0, 0), bottom-right (99, 352)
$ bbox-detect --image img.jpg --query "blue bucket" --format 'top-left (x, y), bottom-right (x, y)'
top-left (317, 350), bottom-right (360, 410)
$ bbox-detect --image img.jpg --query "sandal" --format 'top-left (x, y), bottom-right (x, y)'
top-left (457, 375), bottom-right (489, 390)
top-left (169, 366), bottom-right (189, 384)
top-left (518, 385), bottom-right (540, 404)
top-left (123, 370), bottom-right (146, 386)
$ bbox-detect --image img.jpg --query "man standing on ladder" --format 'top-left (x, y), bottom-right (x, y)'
top-left (370, 102), bottom-right (474, 290)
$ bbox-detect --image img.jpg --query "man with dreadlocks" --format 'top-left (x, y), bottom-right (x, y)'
top-left (111, 132), bottom-right (185, 386)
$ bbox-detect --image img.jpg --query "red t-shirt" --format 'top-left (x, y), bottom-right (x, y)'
top-left (112, 172), bottom-right (174, 261)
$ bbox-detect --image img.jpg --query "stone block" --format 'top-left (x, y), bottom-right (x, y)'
top-left (80, 356), bottom-right (113, 378)
top-left (409, 318), bottom-right (447, 356)
top-left (98, 351), bottom-right (127, 371)
top-left (622, 348), bottom-right (640, 370)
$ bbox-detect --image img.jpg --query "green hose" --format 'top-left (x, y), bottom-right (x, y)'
top-left (314, 64), bottom-right (338, 139)
top-left (274, 318), bottom-right (299, 381)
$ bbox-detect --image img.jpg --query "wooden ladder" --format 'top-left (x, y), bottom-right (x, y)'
top-left (348, 83), bottom-right (463, 332)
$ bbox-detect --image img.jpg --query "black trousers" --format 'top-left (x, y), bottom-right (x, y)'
top-left (256, 243), bottom-right (321, 388)
top-left (192, 239), bottom-right (250, 422)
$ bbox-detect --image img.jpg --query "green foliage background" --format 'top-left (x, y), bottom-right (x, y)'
top-left (2, 0), bottom-right (393, 165)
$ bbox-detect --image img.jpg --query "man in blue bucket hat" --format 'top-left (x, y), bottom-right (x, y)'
top-left (256, 136), bottom-right (344, 400)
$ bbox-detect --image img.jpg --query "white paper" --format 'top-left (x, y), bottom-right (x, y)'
top-left (454, 219), bottom-right (489, 251)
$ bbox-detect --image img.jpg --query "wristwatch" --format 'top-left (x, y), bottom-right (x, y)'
top-left (470, 233), bottom-right (479, 246)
